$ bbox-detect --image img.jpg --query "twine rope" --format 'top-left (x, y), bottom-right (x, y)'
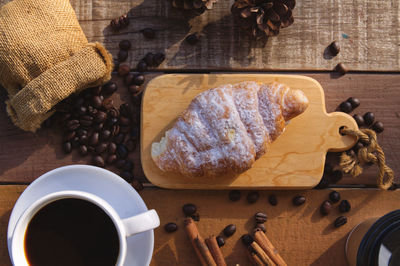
top-left (339, 127), bottom-right (394, 190)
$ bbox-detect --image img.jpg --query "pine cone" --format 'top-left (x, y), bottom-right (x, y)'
top-left (171, 0), bottom-right (218, 15)
top-left (231, 0), bottom-right (295, 39)
top-left (110, 14), bottom-right (130, 31)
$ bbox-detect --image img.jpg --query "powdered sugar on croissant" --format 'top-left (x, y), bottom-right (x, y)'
top-left (151, 81), bottom-right (309, 177)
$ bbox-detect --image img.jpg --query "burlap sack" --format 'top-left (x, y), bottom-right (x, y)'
top-left (0, 0), bottom-right (113, 132)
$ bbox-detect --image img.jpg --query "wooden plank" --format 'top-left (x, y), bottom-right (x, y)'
top-left (0, 73), bottom-right (399, 186)
top-left (141, 74), bottom-right (358, 189)
top-left (1, 0), bottom-right (398, 71)
top-left (1, 186), bottom-right (399, 265)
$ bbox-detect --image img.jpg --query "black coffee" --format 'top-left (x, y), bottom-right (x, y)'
top-left (24, 199), bottom-right (119, 266)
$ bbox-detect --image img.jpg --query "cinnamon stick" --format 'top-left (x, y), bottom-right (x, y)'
top-left (251, 241), bottom-right (276, 266)
top-left (246, 247), bottom-right (266, 266)
top-left (205, 235), bottom-right (227, 266)
top-left (184, 218), bottom-right (217, 266)
top-left (253, 229), bottom-right (287, 266)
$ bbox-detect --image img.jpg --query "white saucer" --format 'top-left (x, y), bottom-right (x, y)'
top-left (7, 165), bottom-right (154, 266)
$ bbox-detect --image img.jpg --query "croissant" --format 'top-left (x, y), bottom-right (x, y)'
top-left (151, 81), bottom-right (309, 177)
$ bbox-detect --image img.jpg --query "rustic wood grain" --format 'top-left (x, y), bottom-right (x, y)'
top-left (1, 73), bottom-right (399, 186)
top-left (0, 0), bottom-right (399, 71)
top-left (141, 74), bottom-right (358, 189)
top-left (1, 186), bottom-right (399, 265)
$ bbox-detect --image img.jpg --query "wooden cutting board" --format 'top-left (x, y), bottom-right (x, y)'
top-left (141, 74), bottom-right (358, 189)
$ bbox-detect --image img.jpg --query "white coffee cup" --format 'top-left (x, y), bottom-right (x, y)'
top-left (10, 190), bottom-right (160, 266)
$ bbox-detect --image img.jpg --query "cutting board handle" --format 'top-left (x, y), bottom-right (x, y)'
top-left (325, 111), bottom-right (358, 152)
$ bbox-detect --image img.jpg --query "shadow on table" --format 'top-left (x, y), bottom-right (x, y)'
top-left (310, 234), bottom-right (348, 266)
top-left (0, 209), bottom-right (13, 266)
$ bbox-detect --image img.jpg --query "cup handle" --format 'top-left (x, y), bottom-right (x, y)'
top-left (122, 209), bottom-right (160, 237)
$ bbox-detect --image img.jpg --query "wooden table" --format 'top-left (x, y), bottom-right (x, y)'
top-left (0, 0), bottom-right (399, 265)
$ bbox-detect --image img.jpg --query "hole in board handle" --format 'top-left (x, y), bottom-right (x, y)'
top-left (339, 126), bottom-right (346, 136)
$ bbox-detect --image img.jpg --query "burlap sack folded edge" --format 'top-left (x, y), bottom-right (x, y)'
top-left (6, 42), bottom-right (113, 132)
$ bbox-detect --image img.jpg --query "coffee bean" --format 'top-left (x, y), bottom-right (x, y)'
top-left (119, 116), bottom-right (131, 126)
top-left (106, 154), bottom-right (117, 165)
top-left (216, 236), bottom-right (225, 247)
top-left (117, 144), bottom-right (128, 158)
top-left (268, 194), bottom-right (278, 206)
top-left (76, 106), bottom-right (87, 116)
top-left (137, 60), bottom-right (148, 72)
top-left (111, 125), bottom-right (120, 137)
top-left (330, 170), bottom-right (343, 184)
top-left (114, 133), bottom-right (125, 144)
top-left (115, 159), bottom-right (126, 169)
top-left (241, 234), bottom-right (253, 246)
top-left (353, 114), bottom-right (364, 127)
top-left (109, 107), bottom-right (119, 118)
top-left (92, 95), bottom-right (102, 109)
top-left (125, 139), bottom-right (136, 152)
top-left (255, 223), bottom-right (266, 233)
top-left (339, 101), bottom-right (352, 113)
top-left (372, 121), bottom-right (384, 133)
top-left (154, 52), bottom-right (165, 66)
top-left (120, 103), bottom-right (134, 116)
top-left (328, 41), bottom-right (340, 56)
top-left (329, 191), bottom-right (341, 203)
top-left (71, 137), bottom-right (80, 148)
top-left (334, 216), bottom-right (347, 228)
top-left (255, 212), bottom-right (267, 223)
top-left (117, 64), bottom-right (130, 77)
top-left (293, 195), bottom-right (306, 206)
top-left (118, 50), bottom-right (128, 62)
top-left (144, 52), bottom-right (155, 67)
top-left (89, 132), bottom-right (99, 146)
top-left (131, 179), bottom-right (144, 191)
top-left (106, 117), bottom-right (118, 127)
top-left (76, 128), bottom-right (87, 137)
top-left (94, 111), bottom-right (107, 123)
top-left (67, 119), bottom-right (80, 130)
top-left (119, 40), bottom-right (131, 50)
top-left (95, 142), bottom-right (108, 154)
top-left (339, 200), bottom-right (351, 212)
top-left (63, 142), bottom-right (72, 154)
top-left (223, 224), bottom-right (236, 237)
top-left (247, 191), bottom-right (259, 204)
top-left (120, 171), bottom-right (133, 182)
top-left (140, 28), bottom-right (155, 39)
top-left (93, 123), bottom-right (104, 131)
top-left (100, 129), bottom-right (111, 140)
top-left (124, 73), bottom-right (135, 86)
top-left (64, 131), bottom-right (76, 141)
top-left (320, 200), bottom-right (332, 215)
top-left (347, 97), bottom-right (360, 109)
top-left (363, 112), bottom-right (375, 126)
top-left (164, 222), bottom-right (178, 233)
top-left (78, 134), bottom-right (88, 144)
top-left (133, 74), bottom-right (145, 86)
top-left (122, 160), bottom-right (134, 171)
top-left (128, 85), bottom-right (141, 94)
top-left (87, 106), bottom-right (97, 116)
top-left (79, 145), bottom-right (88, 156)
top-left (79, 117), bottom-right (93, 127)
top-left (102, 98), bottom-right (114, 110)
top-left (102, 81), bottom-right (117, 95)
top-left (92, 155), bottom-right (105, 167)
top-left (335, 63), bottom-right (348, 75)
top-left (229, 190), bottom-right (241, 201)
top-left (182, 203), bottom-right (197, 216)
top-left (87, 146), bottom-right (95, 153)
top-left (185, 33), bottom-right (199, 45)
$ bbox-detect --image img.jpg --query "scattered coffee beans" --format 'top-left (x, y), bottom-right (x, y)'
top-left (363, 112), bottom-right (375, 126)
top-left (164, 222), bottom-right (178, 233)
top-left (293, 195), bottom-right (306, 206)
top-left (320, 200), bottom-right (332, 215)
top-left (119, 40), bottom-right (131, 50)
top-left (247, 191), bottom-right (259, 204)
top-left (372, 121), bottom-right (384, 133)
top-left (255, 212), bottom-right (268, 223)
top-left (117, 64), bottom-right (130, 77)
top-left (241, 234), bottom-right (253, 246)
top-left (329, 191), bottom-right (341, 203)
top-left (137, 60), bottom-right (148, 72)
top-left (79, 145), bottom-right (88, 156)
top-left (328, 41), bottom-right (340, 56)
top-left (229, 190), bottom-right (241, 201)
top-left (223, 224), bottom-right (236, 237)
top-left (268, 194), bottom-right (278, 206)
top-left (185, 33), bottom-right (199, 45)
top-left (216, 236), bottom-right (225, 247)
top-left (182, 203), bottom-right (197, 216)
top-left (347, 97), bottom-right (360, 109)
top-left (63, 142), bottom-right (72, 154)
top-left (140, 28), bottom-right (155, 39)
top-left (339, 200), bottom-right (351, 213)
top-left (255, 223), bottom-right (266, 233)
top-left (339, 101), bottom-right (352, 113)
top-left (92, 155), bottom-right (105, 167)
top-left (335, 63), bottom-right (348, 75)
top-left (352, 114), bottom-right (364, 127)
top-left (334, 216), bottom-right (347, 228)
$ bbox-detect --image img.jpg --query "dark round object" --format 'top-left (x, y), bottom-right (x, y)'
top-left (94, 111), bottom-right (107, 123)
top-left (100, 129), bottom-right (111, 140)
top-left (92, 95), bottom-right (103, 109)
top-left (268, 194), bottom-right (278, 206)
top-left (89, 132), bottom-right (99, 146)
top-left (363, 112), bottom-right (375, 126)
top-left (125, 139), bottom-right (137, 152)
top-left (353, 141), bottom-right (364, 153)
top-left (320, 200), bottom-right (332, 215)
top-left (137, 60), bottom-right (148, 72)
top-left (216, 236), bottom-right (225, 247)
top-left (241, 234), bottom-right (253, 246)
top-left (92, 155), bottom-right (105, 167)
top-left (67, 119), bottom-right (80, 131)
top-left (255, 223), bottom-right (266, 233)
top-left (185, 33), bottom-right (199, 45)
top-left (372, 121), bottom-right (384, 133)
top-left (329, 41), bottom-right (340, 56)
top-left (116, 144), bottom-right (128, 159)
top-left (102, 81), bottom-right (117, 95)
top-left (293, 195), bottom-right (306, 206)
top-left (228, 190), bottom-right (241, 201)
top-left (78, 145), bottom-right (88, 156)
top-left (153, 52), bottom-right (165, 66)
top-left (164, 222), bottom-right (178, 233)
top-left (120, 171), bottom-right (133, 182)
top-left (124, 73), bottom-right (135, 86)
top-left (95, 142), bottom-right (108, 154)
top-left (330, 170), bottom-right (343, 184)
top-left (334, 216), bottom-right (347, 228)
top-left (144, 52), bottom-right (155, 67)
top-left (108, 142), bottom-right (117, 154)
top-left (76, 129), bottom-right (87, 137)
top-left (62, 142), bottom-right (72, 154)
top-left (141, 28), bottom-right (155, 39)
top-left (133, 75), bottom-right (145, 86)
top-left (182, 203), bottom-right (197, 216)
top-left (339, 101), bottom-right (353, 113)
top-left (76, 106), bottom-right (87, 116)
top-left (339, 200), bottom-right (351, 213)
top-left (117, 50), bottom-right (128, 62)
top-left (223, 224), bottom-right (236, 237)
top-left (117, 64), bottom-right (130, 77)
top-left (347, 97), bottom-right (360, 109)
top-left (119, 40), bottom-right (131, 50)
top-left (128, 85), bottom-right (141, 94)
top-left (247, 191), bottom-right (259, 204)
top-left (352, 114), bottom-right (365, 127)
top-left (335, 63), bottom-right (348, 75)
top-left (329, 190), bottom-right (341, 203)
top-left (255, 212), bottom-right (268, 223)
top-left (106, 154), bottom-right (117, 165)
